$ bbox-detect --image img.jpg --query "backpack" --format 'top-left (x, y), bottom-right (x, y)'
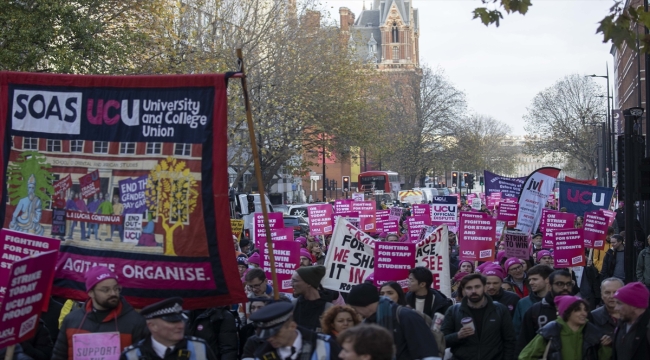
top-left (396, 306), bottom-right (445, 358)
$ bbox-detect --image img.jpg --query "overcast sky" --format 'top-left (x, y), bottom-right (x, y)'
top-left (321, 0), bottom-right (614, 135)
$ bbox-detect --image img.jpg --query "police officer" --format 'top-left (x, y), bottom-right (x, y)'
top-left (244, 302), bottom-right (340, 360)
top-left (121, 298), bottom-right (216, 360)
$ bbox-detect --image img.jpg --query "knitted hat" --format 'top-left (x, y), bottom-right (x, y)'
top-left (237, 254), bottom-right (248, 266)
top-left (554, 295), bottom-right (583, 316)
top-left (239, 238), bottom-right (250, 248)
top-left (496, 251), bottom-right (506, 264)
top-left (295, 265), bottom-right (326, 289)
top-left (532, 233), bottom-right (543, 239)
top-left (476, 262), bottom-right (494, 273)
top-left (248, 252), bottom-right (261, 265)
top-left (504, 257), bottom-right (522, 271)
top-left (85, 266), bottom-right (119, 291)
top-left (536, 250), bottom-right (552, 262)
top-left (347, 282), bottom-right (380, 307)
top-left (296, 236), bottom-right (308, 246)
top-left (299, 248), bottom-right (312, 261)
top-left (379, 232), bottom-right (387, 238)
top-left (614, 282), bottom-right (650, 309)
top-left (482, 264), bottom-right (506, 280)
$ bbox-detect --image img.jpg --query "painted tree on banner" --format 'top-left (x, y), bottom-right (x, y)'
top-left (145, 157), bottom-right (199, 256)
top-left (7, 151), bottom-right (54, 209)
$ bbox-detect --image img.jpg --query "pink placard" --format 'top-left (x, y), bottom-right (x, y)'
top-left (553, 228), bottom-right (585, 268)
top-left (504, 231), bottom-right (529, 260)
top-left (262, 240), bottom-right (300, 292)
top-left (374, 242), bottom-right (415, 286)
top-left (72, 332), bottom-right (121, 360)
top-left (308, 204), bottom-right (333, 236)
top-left (382, 219), bottom-right (399, 233)
top-left (0, 229), bottom-right (61, 305)
top-left (332, 211), bottom-right (360, 228)
top-left (389, 207), bottom-right (403, 221)
top-left (458, 212), bottom-right (496, 261)
top-left (351, 201), bottom-right (375, 212)
top-left (543, 212), bottom-right (576, 248)
top-left (479, 193), bottom-right (486, 204)
top-left (487, 192), bottom-right (502, 207)
top-left (539, 208), bottom-right (557, 234)
top-left (497, 202), bottom-right (519, 228)
top-left (466, 193), bottom-right (477, 202)
top-left (599, 209), bottom-right (616, 227)
top-left (411, 204), bottom-right (431, 219)
top-left (583, 211), bottom-right (609, 249)
top-left (359, 210), bottom-right (377, 232)
top-left (406, 216), bottom-right (430, 242)
top-left (0, 250), bottom-right (58, 347)
top-left (334, 199), bottom-right (353, 213)
top-left (254, 212), bottom-right (284, 248)
top-left (376, 210), bottom-right (390, 220)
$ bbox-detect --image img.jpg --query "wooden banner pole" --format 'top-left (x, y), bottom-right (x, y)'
top-left (236, 49), bottom-right (280, 301)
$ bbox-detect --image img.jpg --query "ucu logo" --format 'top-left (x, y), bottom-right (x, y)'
top-left (87, 99), bottom-right (139, 126)
top-left (434, 197), bottom-right (446, 202)
top-left (462, 250), bottom-right (475, 256)
top-left (566, 190), bottom-right (605, 206)
top-left (433, 205), bottom-right (456, 212)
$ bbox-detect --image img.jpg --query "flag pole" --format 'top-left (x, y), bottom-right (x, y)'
top-left (236, 49), bottom-right (280, 301)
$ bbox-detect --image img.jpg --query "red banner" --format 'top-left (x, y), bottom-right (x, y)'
top-left (79, 170), bottom-right (101, 199)
top-left (53, 175), bottom-right (72, 208)
top-left (66, 211), bottom-right (122, 225)
top-left (565, 176), bottom-right (597, 186)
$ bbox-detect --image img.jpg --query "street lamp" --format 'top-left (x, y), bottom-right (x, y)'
top-left (587, 67), bottom-right (613, 187)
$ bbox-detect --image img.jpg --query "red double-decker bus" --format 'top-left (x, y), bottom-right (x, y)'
top-left (358, 171), bottom-right (401, 199)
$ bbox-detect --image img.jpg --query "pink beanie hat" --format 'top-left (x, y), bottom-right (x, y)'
top-left (296, 236), bottom-right (308, 246)
top-left (536, 250), bottom-right (552, 262)
top-left (476, 262), bottom-right (493, 273)
top-left (496, 251), bottom-right (506, 263)
top-left (85, 266), bottom-right (119, 291)
top-left (299, 248), bottom-right (312, 260)
top-left (453, 271), bottom-right (470, 282)
top-left (379, 232), bottom-right (387, 238)
top-left (482, 264), bottom-right (506, 280)
top-left (614, 282), bottom-right (650, 309)
top-left (248, 252), bottom-right (261, 265)
top-left (554, 295), bottom-right (583, 316)
top-left (504, 257), bottom-right (521, 271)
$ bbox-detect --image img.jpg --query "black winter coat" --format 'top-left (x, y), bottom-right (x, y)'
top-left (491, 289), bottom-right (520, 316)
top-left (441, 295), bottom-right (516, 360)
top-left (600, 248), bottom-right (622, 280)
top-left (185, 308), bottom-right (238, 360)
top-left (612, 309), bottom-right (650, 360)
top-left (516, 292), bottom-right (558, 356)
top-left (405, 288), bottom-right (453, 318)
top-left (536, 320), bottom-right (607, 360)
top-left (589, 306), bottom-right (617, 338)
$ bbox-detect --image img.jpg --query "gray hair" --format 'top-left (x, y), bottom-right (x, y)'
top-left (600, 277), bottom-right (624, 287)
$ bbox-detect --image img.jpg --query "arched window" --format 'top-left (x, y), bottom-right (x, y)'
top-left (392, 21), bottom-right (398, 42)
top-left (392, 46), bottom-right (399, 60)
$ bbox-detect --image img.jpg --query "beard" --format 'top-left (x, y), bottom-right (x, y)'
top-left (468, 293), bottom-right (484, 304)
top-left (96, 296), bottom-right (120, 310)
top-left (551, 289), bottom-right (571, 298)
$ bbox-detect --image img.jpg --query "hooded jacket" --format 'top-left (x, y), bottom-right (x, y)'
top-left (612, 308), bottom-right (650, 360)
top-left (512, 290), bottom-right (544, 333)
top-left (405, 288), bottom-right (453, 318)
top-left (516, 292), bottom-right (558, 356)
top-left (185, 307), bottom-right (238, 360)
top-left (518, 318), bottom-right (611, 360)
top-left (490, 288), bottom-right (520, 316)
top-left (52, 297), bottom-right (146, 360)
top-left (441, 295), bottom-right (515, 360)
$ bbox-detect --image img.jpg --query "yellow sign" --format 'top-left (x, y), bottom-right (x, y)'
top-left (231, 219), bottom-right (244, 242)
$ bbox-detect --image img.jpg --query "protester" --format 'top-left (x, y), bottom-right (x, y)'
top-left (308, 242), bottom-right (326, 265)
top-left (299, 248), bottom-right (313, 267)
top-left (20, 319), bottom-right (53, 360)
top-left (512, 265), bottom-right (553, 332)
top-left (530, 233), bottom-right (543, 253)
top-left (575, 216), bottom-right (584, 229)
top-left (239, 298), bottom-right (271, 357)
top-left (337, 324), bottom-right (395, 360)
top-left (592, 227), bottom-right (615, 272)
top-left (379, 281), bottom-right (407, 305)
top-left (346, 283), bottom-right (440, 360)
top-left (536, 250), bottom-right (553, 267)
top-left (247, 251), bottom-right (261, 269)
top-left (385, 234), bottom-right (399, 242)
top-left (615, 202), bottom-right (625, 232)
top-left (519, 296), bottom-right (612, 360)
top-left (590, 278), bottom-right (623, 337)
top-left (441, 273), bottom-right (516, 360)
top-left (601, 234), bottom-right (625, 281)
top-left (612, 282), bottom-right (650, 358)
top-left (516, 269), bottom-right (573, 355)
top-left (504, 257), bottom-right (529, 298)
top-left (320, 305), bottom-right (362, 338)
top-left (240, 238), bottom-right (251, 255)
top-left (237, 254), bottom-right (248, 277)
top-left (121, 297), bottom-right (215, 360)
top-left (245, 302), bottom-right (340, 360)
top-left (635, 234), bottom-right (650, 289)
top-left (482, 264), bottom-right (519, 316)
top-left (405, 267), bottom-right (453, 318)
top-left (457, 260), bottom-right (475, 274)
top-left (184, 306), bottom-right (237, 360)
top-left (245, 268), bottom-right (272, 298)
top-left (53, 266), bottom-right (146, 360)
top-left (291, 265), bottom-right (332, 332)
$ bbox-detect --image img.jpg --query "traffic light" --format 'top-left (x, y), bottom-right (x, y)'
top-left (479, 176), bottom-right (484, 186)
top-left (467, 174), bottom-right (475, 189)
top-left (246, 194), bottom-right (255, 213)
top-left (451, 172), bottom-right (458, 187)
top-left (342, 176), bottom-right (350, 191)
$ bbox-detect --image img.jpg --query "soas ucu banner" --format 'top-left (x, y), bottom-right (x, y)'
top-left (558, 182), bottom-right (614, 216)
top-left (516, 167), bottom-right (561, 234)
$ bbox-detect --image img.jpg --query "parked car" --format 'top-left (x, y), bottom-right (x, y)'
top-left (283, 215), bottom-right (309, 237)
top-left (273, 204), bottom-right (290, 215)
top-left (287, 204), bottom-right (310, 218)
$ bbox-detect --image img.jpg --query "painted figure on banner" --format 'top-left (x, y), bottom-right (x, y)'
top-left (9, 174), bottom-right (44, 235)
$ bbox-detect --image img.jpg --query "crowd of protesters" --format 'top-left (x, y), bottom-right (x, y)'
top-left (4, 198), bottom-right (650, 360)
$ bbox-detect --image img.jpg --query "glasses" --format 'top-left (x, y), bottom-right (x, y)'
top-left (553, 281), bottom-right (572, 288)
top-left (509, 265), bottom-right (523, 272)
top-left (95, 286), bottom-right (122, 294)
top-left (248, 282), bottom-right (264, 289)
